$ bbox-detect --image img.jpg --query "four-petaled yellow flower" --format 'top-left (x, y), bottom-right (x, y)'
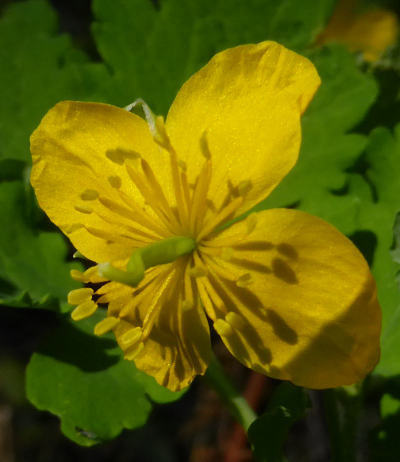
top-left (30, 41), bottom-right (381, 391)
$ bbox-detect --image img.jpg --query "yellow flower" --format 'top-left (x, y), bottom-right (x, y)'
top-left (30, 41), bottom-right (381, 391)
top-left (316, 0), bottom-right (398, 62)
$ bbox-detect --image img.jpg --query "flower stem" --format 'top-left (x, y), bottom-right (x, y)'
top-left (204, 353), bottom-right (257, 431)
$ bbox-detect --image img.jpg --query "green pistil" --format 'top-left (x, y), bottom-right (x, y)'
top-left (98, 236), bottom-right (196, 287)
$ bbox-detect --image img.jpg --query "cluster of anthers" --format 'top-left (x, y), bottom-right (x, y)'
top-left (65, 100), bottom-right (257, 365)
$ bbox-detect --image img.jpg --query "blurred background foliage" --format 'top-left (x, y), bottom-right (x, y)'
top-left (0, 0), bottom-right (400, 460)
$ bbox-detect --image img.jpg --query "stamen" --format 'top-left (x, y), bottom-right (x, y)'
top-left (85, 226), bottom-right (147, 247)
top-left (190, 160), bottom-right (212, 234)
top-left (74, 204), bottom-right (93, 214)
top-left (214, 319), bottom-right (234, 337)
top-left (237, 180), bottom-right (252, 196)
top-left (117, 191), bottom-right (171, 238)
top-left (120, 327), bottom-right (142, 348)
top-left (188, 266), bottom-right (207, 278)
top-left (225, 311), bottom-right (247, 329)
top-left (71, 300), bottom-right (98, 321)
top-left (125, 341), bottom-right (145, 360)
top-left (80, 189), bottom-right (99, 201)
top-left (70, 266), bottom-right (108, 283)
top-left (94, 316), bottom-right (120, 336)
top-left (197, 196), bottom-right (243, 241)
top-left (67, 287), bottom-right (93, 305)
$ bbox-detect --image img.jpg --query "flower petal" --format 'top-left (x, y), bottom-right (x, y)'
top-left (166, 41), bottom-right (320, 216)
top-left (198, 209), bottom-right (381, 388)
top-left (108, 261), bottom-right (211, 391)
top-left (30, 101), bottom-right (175, 262)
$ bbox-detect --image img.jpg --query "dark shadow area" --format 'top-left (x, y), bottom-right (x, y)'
top-left (50, 0), bottom-right (101, 60)
top-left (356, 68), bottom-right (400, 134)
top-left (266, 310), bottom-right (298, 345)
top-left (37, 315), bottom-right (119, 372)
top-left (277, 243), bottom-right (298, 260)
top-left (348, 230), bottom-right (377, 267)
top-left (371, 410), bottom-right (400, 462)
top-left (272, 257), bottom-right (298, 284)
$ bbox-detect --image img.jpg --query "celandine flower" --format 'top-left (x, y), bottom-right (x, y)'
top-left (316, 0), bottom-right (398, 63)
top-left (30, 41), bottom-right (381, 391)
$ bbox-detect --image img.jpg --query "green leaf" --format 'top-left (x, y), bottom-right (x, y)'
top-left (26, 311), bottom-right (184, 446)
top-left (248, 383), bottom-right (309, 462)
top-left (0, 181), bottom-right (81, 311)
top-left (92, 0), bottom-right (335, 114)
top-left (0, 0), bottom-right (109, 162)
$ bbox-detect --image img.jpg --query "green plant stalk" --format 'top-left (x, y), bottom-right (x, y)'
top-left (322, 385), bottom-right (362, 462)
top-left (205, 353), bottom-right (257, 432)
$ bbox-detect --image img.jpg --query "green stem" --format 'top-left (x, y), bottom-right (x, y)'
top-left (205, 353), bottom-right (257, 431)
top-left (322, 385), bottom-right (362, 462)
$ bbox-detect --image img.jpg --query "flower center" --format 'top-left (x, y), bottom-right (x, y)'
top-left (97, 235), bottom-right (196, 287)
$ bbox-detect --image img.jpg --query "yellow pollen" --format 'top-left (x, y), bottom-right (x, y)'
top-left (68, 287), bottom-right (93, 305)
top-left (74, 204), bottom-right (93, 214)
top-left (120, 327), bottom-right (143, 348)
top-left (80, 189), bottom-right (99, 200)
top-left (214, 319), bottom-right (234, 337)
top-left (94, 317), bottom-right (120, 336)
top-left (71, 300), bottom-right (98, 321)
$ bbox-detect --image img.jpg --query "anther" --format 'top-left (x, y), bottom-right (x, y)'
top-left (225, 312), bottom-right (247, 330)
top-left (238, 180), bottom-right (252, 196)
top-left (80, 189), bottom-right (99, 201)
top-left (71, 300), bottom-right (98, 321)
top-left (70, 266), bottom-right (107, 283)
top-left (120, 327), bottom-right (143, 348)
top-left (68, 287), bottom-right (93, 305)
top-left (74, 204), bottom-right (93, 214)
top-left (125, 341), bottom-right (145, 360)
top-left (214, 319), bottom-right (234, 337)
top-left (94, 316), bottom-right (120, 336)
